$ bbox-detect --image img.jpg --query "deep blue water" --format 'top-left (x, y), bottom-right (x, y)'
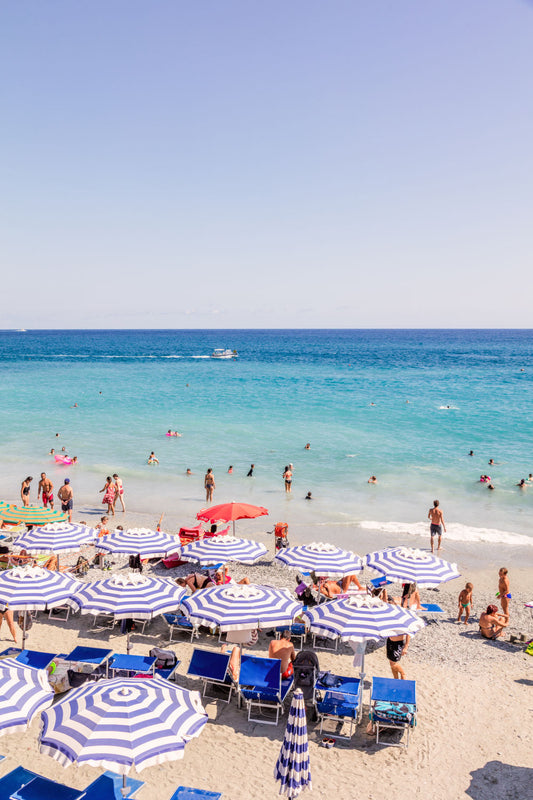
top-left (1, 329), bottom-right (532, 547)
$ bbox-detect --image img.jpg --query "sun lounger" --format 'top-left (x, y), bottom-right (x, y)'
top-left (0, 767), bottom-right (38, 799)
top-left (48, 605), bottom-right (72, 622)
top-left (164, 612), bottom-right (197, 643)
top-left (275, 623), bottom-right (307, 648)
top-left (238, 655), bottom-right (293, 725)
top-left (370, 676), bottom-right (417, 748)
top-left (81, 770), bottom-right (144, 799)
top-left (187, 648), bottom-right (233, 702)
top-left (315, 673), bottom-right (363, 739)
top-left (311, 632), bottom-right (340, 651)
top-left (9, 774), bottom-right (84, 800)
top-left (9, 649), bottom-right (58, 670)
top-left (107, 653), bottom-right (157, 677)
top-left (170, 787), bottom-right (222, 799)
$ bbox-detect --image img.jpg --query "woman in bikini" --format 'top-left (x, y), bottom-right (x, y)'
top-left (479, 605), bottom-right (508, 640)
top-left (204, 469), bottom-right (215, 502)
top-left (112, 473), bottom-right (126, 512)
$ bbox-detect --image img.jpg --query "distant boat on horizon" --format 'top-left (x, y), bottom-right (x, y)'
top-left (211, 348), bottom-right (238, 359)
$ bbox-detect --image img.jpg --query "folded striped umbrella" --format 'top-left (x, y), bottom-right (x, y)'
top-left (276, 542), bottom-right (363, 578)
top-left (274, 689), bottom-right (311, 798)
top-left (13, 522), bottom-right (97, 554)
top-left (40, 676), bottom-right (208, 788)
top-left (366, 546), bottom-right (460, 587)
top-left (0, 502), bottom-right (67, 525)
top-left (0, 657), bottom-right (54, 737)
top-left (0, 565), bottom-right (82, 648)
top-left (182, 583), bottom-right (301, 632)
top-left (304, 594), bottom-right (425, 643)
top-left (97, 527), bottom-right (182, 559)
top-left (180, 535), bottom-right (267, 566)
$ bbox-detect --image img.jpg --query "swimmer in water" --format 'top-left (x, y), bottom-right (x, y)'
top-left (305, 491), bottom-right (312, 500)
top-left (227, 465), bottom-right (233, 474)
top-left (148, 452), bottom-right (159, 464)
top-left (488, 484), bottom-right (495, 490)
top-left (516, 478), bottom-right (526, 489)
top-left (304, 443), bottom-right (311, 450)
top-left (368, 475), bottom-right (377, 484)
top-left (186, 468), bottom-right (193, 475)
top-left (488, 459), bottom-right (495, 466)
top-left (468, 450), bottom-right (474, 456)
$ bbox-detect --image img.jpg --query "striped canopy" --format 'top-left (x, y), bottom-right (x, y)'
top-left (180, 535), bottom-right (267, 566)
top-left (40, 676), bottom-right (208, 774)
top-left (365, 546), bottom-right (460, 588)
top-left (97, 528), bottom-right (182, 558)
top-left (304, 594), bottom-right (425, 643)
top-left (0, 658), bottom-right (54, 737)
top-left (276, 542), bottom-right (363, 578)
top-left (12, 522), bottom-right (97, 554)
top-left (182, 583), bottom-right (302, 632)
top-left (0, 566), bottom-right (82, 612)
top-left (70, 572), bottom-right (185, 620)
top-left (0, 502), bottom-right (67, 525)
top-left (274, 689), bottom-right (312, 798)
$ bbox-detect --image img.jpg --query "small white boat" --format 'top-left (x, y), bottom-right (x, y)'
top-left (211, 349), bottom-right (238, 359)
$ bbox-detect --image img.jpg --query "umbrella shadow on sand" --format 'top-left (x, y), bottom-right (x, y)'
top-left (466, 761), bottom-right (533, 800)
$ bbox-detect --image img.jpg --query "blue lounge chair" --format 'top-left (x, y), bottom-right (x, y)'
top-left (107, 653), bottom-right (157, 677)
top-left (314, 673), bottom-right (363, 739)
top-left (0, 766), bottom-right (38, 799)
top-left (187, 648), bottom-right (233, 702)
top-left (274, 623), bottom-right (307, 648)
top-left (164, 612), bottom-right (197, 643)
top-left (82, 770), bottom-right (144, 799)
top-left (10, 774), bottom-right (83, 800)
top-left (238, 655), bottom-right (293, 725)
top-left (170, 788), bottom-right (222, 799)
top-left (15, 650), bottom-right (58, 670)
top-left (370, 676), bottom-right (417, 748)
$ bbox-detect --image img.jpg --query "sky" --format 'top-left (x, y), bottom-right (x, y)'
top-left (1, 0), bottom-right (532, 329)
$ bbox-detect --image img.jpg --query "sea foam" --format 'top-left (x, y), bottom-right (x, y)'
top-left (359, 520), bottom-right (533, 547)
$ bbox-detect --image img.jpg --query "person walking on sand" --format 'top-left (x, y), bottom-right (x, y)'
top-left (20, 476), bottom-right (33, 507)
top-left (204, 468), bottom-right (215, 502)
top-left (38, 473), bottom-right (54, 510)
top-left (428, 499), bottom-right (446, 553)
top-left (58, 478), bottom-right (73, 523)
top-left (99, 476), bottom-right (116, 516)
top-left (283, 465), bottom-right (292, 493)
top-left (498, 567), bottom-right (511, 617)
top-left (457, 582), bottom-right (474, 624)
top-left (112, 473), bottom-right (126, 512)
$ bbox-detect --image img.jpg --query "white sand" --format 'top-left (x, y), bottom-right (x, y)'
top-left (0, 514), bottom-right (531, 799)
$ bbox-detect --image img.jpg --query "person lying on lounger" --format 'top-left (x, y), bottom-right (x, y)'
top-left (341, 573), bottom-right (363, 592)
top-left (319, 579), bottom-right (342, 599)
top-left (176, 573), bottom-right (215, 593)
top-left (479, 604), bottom-right (509, 640)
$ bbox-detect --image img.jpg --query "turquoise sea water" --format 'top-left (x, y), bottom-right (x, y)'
top-left (1, 329), bottom-right (532, 551)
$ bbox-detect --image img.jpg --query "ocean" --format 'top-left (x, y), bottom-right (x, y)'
top-left (1, 329), bottom-right (532, 555)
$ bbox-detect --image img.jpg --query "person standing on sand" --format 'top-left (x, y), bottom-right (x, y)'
top-left (428, 499), bottom-right (446, 553)
top-left (204, 468), bottom-right (215, 502)
top-left (498, 568), bottom-right (511, 617)
top-left (112, 473), bottom-right (126, 512)
top-left (58, 478), bottom-right (73, 523)
top-left (386, 634), bottom-right (409, 679)
top-left (38, 473), bottom-right (54, 510)
top-left (20, 477), bottom-right (33, 507)
top-left (99, 477), bottom-right (116, 516)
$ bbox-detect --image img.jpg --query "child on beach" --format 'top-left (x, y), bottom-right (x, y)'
top-left (457, 582), bottom-right (474, 624)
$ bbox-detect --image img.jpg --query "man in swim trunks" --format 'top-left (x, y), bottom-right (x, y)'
top-left (58, 478), bottom-right (73, 523)
top-left (269, 630), bottom-right (296, 679)
top-left (20, 476), bottom-right (33, 507)
top-left (428, 499), bottom-right (446, 553)
top-left (498, 567), bottom-right (511, 617)
top-left (38, 473), bottom-right (54, 510)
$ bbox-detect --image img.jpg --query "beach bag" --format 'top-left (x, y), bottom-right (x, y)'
top-left (149, 647), bottom-right (177, 669)
top-left (526, 641), bottom-right (533, 657)
top-left (129, 554), bottom-right (142, 572)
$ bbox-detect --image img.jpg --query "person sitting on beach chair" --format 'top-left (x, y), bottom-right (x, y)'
top-left (399, 583), bottom-right (423, 610)
top-left (319, 579), bottom-right (342, 599)
top-left (479, 604), bottom-right (508, 640)
top-left (213, 569), bottom-right (250, 586)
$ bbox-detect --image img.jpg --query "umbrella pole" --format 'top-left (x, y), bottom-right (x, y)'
top-left (22, 612), bottom-right (27, 650)
top-left (121, 775), bottom-right (128, 798)
top-left (127, 629), bottom-right (131, 655)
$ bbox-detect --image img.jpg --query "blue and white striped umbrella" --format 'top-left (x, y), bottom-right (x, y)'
top-left (180, 535), bottom-right (267, 565)
top-left (0, 566), bottom-right (82, 612)
top-left (182, 584), bottom-right (302, 632)
top-left (304, 594), bottom-right (425, 643)
top-left (13, 522), bottom-right (97, 554)
top-left (40, 676), bottom-right (208, 774)
top-left (366, 546), bottom-right (460, 587)
top-left (276, 542), bottom-right (363, 578)
top-left (70, 572), bottom-right (186, 620)
top-left (274, 689), bottom-right (312, 798)
top-left (97, 528), bottom-right (182, 558)
top-left (0, 658), bottom-right (54, 737)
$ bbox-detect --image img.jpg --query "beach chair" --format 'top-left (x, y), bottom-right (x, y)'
top-left (11, 649), bottom-right (58, 670)
top-left (170, 789), bottom-right (221, 800)
top-left (369, 676), bottom-right (417, 748)
top-left (237, 655), bottom-right (293, 725)
top-left (107, 653), bottom-right (157, 678)
top-left (311, 631), bottom-right (340, 651)
top-left (314, 673), bottom-right (363, 740)
top-left (274, 623), bottom-right (307, 649)
top-left (187, 648), bottom-right (233, 702)
top-left (48, 605), bottom-right (72, 622)
top-left (164, 612), bottom-right (197, 643)
top-left (9, 774), bottom-right (84, 800)
top-left (0, 766), bottom-right (38, 799)
top-left (81, 770), bottom-right (144, 799)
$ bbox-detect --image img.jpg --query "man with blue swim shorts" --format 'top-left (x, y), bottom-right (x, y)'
top-left (428, 500), bottom-right (446, 553)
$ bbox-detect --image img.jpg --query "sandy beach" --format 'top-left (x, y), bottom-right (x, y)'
top-left (0, 506), bottom-right (531, 800)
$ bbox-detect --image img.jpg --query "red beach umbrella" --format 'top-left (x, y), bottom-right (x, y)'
top-left (196, 502), bottom-right (268, 536)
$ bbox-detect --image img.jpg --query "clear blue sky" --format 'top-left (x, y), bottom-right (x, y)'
top-left (1, 1), bottom-right (532, 328)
